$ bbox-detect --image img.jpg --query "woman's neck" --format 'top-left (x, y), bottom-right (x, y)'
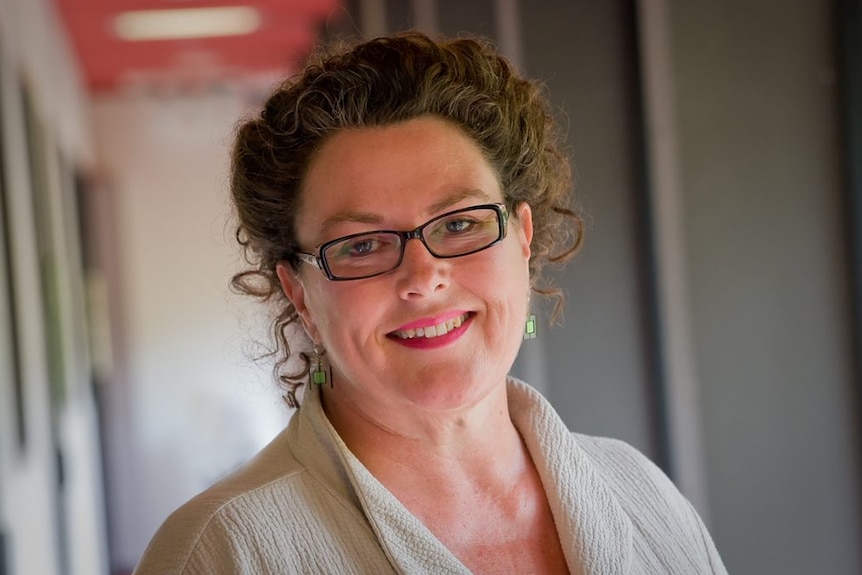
top-left (318, 380), bottom-right (570, 575)
top-left (320, 379), bottom-right (527, 492)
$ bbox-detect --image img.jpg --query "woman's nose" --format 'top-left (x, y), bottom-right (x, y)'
top-left (395, 238), bottom-right (450, 299)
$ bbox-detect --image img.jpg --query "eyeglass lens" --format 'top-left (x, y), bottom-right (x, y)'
top-left (321, 205), bottom-right (503, 279)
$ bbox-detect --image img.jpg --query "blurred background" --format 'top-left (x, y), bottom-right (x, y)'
top-left (1, 0), bottom-right (860, 573)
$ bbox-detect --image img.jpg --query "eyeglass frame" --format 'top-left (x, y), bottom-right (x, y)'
top-left (294, 202), bottom-right (510, 281)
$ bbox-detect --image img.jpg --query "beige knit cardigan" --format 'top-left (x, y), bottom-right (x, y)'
top-left (134, 379), bottom-right (728, 574)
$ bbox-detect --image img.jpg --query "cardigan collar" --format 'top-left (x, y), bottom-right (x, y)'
top-left (288, 378), bottom-right (633, 575)
top-left (507, 378), bottom-right (633, 574)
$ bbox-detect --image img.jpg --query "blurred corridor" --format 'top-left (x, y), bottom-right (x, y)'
top-left (1, 0), bottom-right (861, 574)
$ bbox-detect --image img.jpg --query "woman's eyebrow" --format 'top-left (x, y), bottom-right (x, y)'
top-left (426, 188), bottom-right (492, 214)
top-left (318, 188), bottom-right (492, 233)
top-left (319, 211), bottom-right (381, 233)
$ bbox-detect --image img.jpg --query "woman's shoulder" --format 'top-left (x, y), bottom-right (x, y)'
top-left (572, 433), bottom-right (692, 516)
top-left (572, 433), bottom-right (728, 574)
top-left (133, 420), bottom-right (396, 575)
top-left (573, 434), bottom-right (672, 488)
top-left (133, 429), bottom-right (309, 574)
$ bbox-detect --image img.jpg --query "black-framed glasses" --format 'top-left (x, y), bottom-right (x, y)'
top-left (296, 203), bottom-right (509, 281)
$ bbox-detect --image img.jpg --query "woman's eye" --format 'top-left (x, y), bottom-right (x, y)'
top-left (346, 238), bottom-right (378, 255)
top-left (332, 234), bottom-right (397, 259)
top-left (444, 218), bottom-right (476, 233)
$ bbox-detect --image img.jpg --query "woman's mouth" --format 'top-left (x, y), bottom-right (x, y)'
top-left (392, 312), bottom-right (471, 340)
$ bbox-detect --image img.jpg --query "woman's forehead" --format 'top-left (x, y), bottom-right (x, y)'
top-left (295, 118), bottom-right (503, 229)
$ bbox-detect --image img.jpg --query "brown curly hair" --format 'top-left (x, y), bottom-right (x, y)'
top-left (230, 31), bottom-right (582, 406)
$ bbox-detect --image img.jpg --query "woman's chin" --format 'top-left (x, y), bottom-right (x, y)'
top-left (396, 374), bottom-right (505, 415)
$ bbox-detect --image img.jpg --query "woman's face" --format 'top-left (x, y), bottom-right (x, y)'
top-left (277, 116), bottom-right (533, 418)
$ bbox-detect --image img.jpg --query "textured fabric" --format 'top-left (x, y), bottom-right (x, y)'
top-left (133, 379), bottom-right (727, 574)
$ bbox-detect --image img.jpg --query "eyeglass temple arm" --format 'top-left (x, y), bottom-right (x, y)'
top-left (297, 252), bottom-right (324, 269)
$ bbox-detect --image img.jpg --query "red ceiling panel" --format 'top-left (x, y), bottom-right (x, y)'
top-left (53, 0), bottom-right (343, 93)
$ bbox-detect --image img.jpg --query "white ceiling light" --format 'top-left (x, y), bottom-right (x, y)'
top-left (114, 6), bottom-right (261, 41)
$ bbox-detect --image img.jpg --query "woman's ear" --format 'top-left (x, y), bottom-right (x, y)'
top-left (276, 263), bottom-right (319, 340)
top-left (515, 203), bottom-right (533, 259)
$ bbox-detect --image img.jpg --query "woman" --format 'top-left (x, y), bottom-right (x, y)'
top-left (134, 32), bottom-right (727, 574)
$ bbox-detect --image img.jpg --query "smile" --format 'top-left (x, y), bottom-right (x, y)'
top-left (393, 313), bottom-right (470, 340)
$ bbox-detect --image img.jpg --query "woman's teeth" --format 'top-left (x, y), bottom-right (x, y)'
top-left (394, 314), bottom-right (467, 340)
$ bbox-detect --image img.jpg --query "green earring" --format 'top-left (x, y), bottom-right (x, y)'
top-left (524, 314), bottom-right (537, 340)
top-left (310, 346), bottom-right (331, 386)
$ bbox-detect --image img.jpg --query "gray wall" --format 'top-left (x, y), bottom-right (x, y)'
top-left (670, 0), bottom-right (862, 572)
top-left (518, 0), bottom-right (658, 459)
